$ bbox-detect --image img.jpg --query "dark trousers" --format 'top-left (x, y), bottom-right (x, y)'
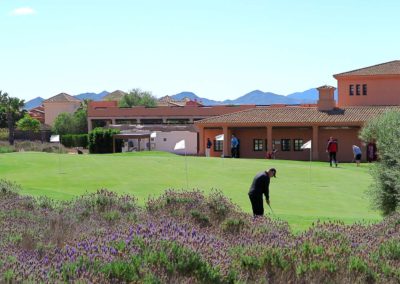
top-left (249, 195), bottom-right (264, 216)
top-left (231, 147), bottom-right (237, 158)
top-left (329, 152), bottom-right (337, 166)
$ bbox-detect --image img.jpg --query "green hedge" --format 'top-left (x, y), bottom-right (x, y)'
top-left (61, 134), bottom-right (88, 148)
top-left (88, 128), bottom-right (121, 154)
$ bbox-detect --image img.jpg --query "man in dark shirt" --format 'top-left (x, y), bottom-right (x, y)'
top-left (248, 168), bottom-right (277, 216)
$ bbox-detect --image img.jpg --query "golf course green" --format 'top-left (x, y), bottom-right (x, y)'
top-left (0, 151), bottom-right (380, 231)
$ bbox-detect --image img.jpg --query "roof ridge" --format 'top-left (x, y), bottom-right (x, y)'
top-left (334, 60), bottom-right (400, 77)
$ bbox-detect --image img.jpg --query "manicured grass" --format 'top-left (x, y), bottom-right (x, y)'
top-left (0, 151), bottom-right (380, 231)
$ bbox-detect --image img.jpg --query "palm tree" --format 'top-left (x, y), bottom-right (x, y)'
top-left (0, 91), bottom-right (25, 145)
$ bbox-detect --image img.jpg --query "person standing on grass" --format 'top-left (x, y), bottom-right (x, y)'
top-left (352, 145), bottom-right (362, 166)
top-left (248, 168), bottom-right (277, 217)
top-left (205, 138), bottom-right (212, 157)
top-left (231, 134), bottom-right (239, 158)
top-left (326, 137), bottom-right (338, 167)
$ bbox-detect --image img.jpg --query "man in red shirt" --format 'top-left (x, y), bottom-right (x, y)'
top-left (326, 137), bottom-right (338, 167)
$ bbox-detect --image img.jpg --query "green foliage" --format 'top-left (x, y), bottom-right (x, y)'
top-left (102, 210), bottom-right (121, 222)
top-left (118, 88), bottom-right (157, 107)
top-left (190, 210), bottom-right (211, 227)
top-left (0, 90), bottom-right (26, 145)
top-left (222, 218), bottom-right (247, 234)
top-left (52, 113), bottom-right (75, 135)
top-left (16, 114), bottom-right (40, 132)
top-left (52, 103), bottom-right (88, 135)
top-left (88, 128), bottom-right (121, 153)
top-left (379, 240), bottom-right (400, 260)
top-left (0, 179), bottom-right (21, 197)
top-left (61, 134), bottom-right (88, 148)
top-left (0, 128), bottom-right (9, 140)
top-left (3, 269), bottom-right (15, 283)
top-left (360, 110), bottom-right (400, 215)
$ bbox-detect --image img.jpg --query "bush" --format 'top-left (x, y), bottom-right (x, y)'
top-left (0, 128), bottom-right (8, 141)
top-left (88, 128), bottom-right (121, 154)
top-left (360, 110), bottom-right (400, 215)
top-left (12, 141), bottom-right (67, 153)
top-left (0, 179), bottom-right (21, 197)
top-left (61, 134), bottom-right (88, 148)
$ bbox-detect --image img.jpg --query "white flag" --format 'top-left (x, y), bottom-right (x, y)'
top-left (301, 140), bottom-right (312, 149)
top-left (50, 135), bottom-right (60, 143)
top-left (215, 134), bottom-right (224, 141)
top-left (174, 140), bottom-right (186, 150)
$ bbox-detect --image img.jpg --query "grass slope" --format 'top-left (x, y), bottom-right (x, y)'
top-left (0, 151), bottom-right (380, 231)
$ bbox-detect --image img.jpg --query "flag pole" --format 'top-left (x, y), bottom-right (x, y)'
top-left (309, 143), bottom-right (312, 184)
top-left (185, 148), bottom-right (189, 189)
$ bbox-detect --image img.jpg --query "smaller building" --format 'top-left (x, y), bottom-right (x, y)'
top-left (43, 93), bottom-right (81, 126)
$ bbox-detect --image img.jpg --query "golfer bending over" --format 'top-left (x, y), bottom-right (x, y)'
top-left (248, 168), bottom-right (276, 217)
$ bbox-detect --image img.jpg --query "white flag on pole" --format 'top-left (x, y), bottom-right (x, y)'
top-left (50, 135), bottom-right (60, 143)
top-left (174, 140), bottom-right (186, 150)
top-left (301, 140), bottom-right (312, 149)
top-left (215, 134), bottom-right (224, 141)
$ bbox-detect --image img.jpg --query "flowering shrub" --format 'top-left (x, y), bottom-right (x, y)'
top-left (0, 185), bottom-right (399, 283)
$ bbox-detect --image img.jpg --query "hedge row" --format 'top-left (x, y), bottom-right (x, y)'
top-left (61, 134), bottom-right (88, 148)
top-left (88, 128), bottom-right (122, 154)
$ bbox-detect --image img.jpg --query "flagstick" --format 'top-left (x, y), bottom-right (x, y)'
top-left (184, 149), bottom-right (189, 189)
top-left (309, 148), bottom-right (311, 184)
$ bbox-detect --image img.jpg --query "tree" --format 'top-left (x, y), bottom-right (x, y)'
top-left (16, 114), bottom-right (41, 132)
top-left (52, 112), bottom-right (75, 135)
top-left (118, 88), bottom-right (157, 107)
top-left (359, 110), bottom-right (400, 215)
top-left (0, 91), bottom-right (26, 145)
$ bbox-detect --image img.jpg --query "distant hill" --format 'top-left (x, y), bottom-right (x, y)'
top-left (223, 90), bottom-right (298, 105)
top-left (74, 91), bottom-right (109, 101)
top-left (286, 88), bottom-right (338, 103)
top-left (171, 92), bottom-right (222, 105)
top-left (24, 97), bottom-right (44, 110)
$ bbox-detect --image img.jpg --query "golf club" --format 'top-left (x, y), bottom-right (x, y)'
top-left (267, 203), bottom-right (275, 215)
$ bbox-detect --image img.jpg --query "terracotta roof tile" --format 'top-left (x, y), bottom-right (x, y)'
top-left (195, 105), bottom-right (400, 125)
top-left (43, 93), bottom-right (80, 103)
top-left (334, 60), bottom-right (400, 77)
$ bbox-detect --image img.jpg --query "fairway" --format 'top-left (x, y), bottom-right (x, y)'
top-left (0, 151), bottom-right (380, 231)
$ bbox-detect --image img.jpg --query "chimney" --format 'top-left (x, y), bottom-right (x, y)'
top-left (317, 85), bottom-right (336, 111)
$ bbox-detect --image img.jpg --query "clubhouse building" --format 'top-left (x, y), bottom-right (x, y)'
top-left (195, 61), bottom-right (400, 161)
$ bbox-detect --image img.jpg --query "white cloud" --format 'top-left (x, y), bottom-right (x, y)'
top-left (11, 7), bottom-right (36, 16)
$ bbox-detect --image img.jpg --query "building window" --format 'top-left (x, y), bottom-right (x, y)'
top-left (253, 139), bottom-right (263, 151)
top-left (214, 140), bottom-right (223, 152)
top-left (163, 138), bottom-right (167, 142)
top-left (356, 84), bottom-right (361, 96)
top-left (349, 85), bottom-right (354, 96)
top-left (293, 139), bottom-right (304, 151)
top-left (362, 84), bottom-right (367, 96)
top-left (281, 139), bottom-right (291, 151)
top-left (264, 139), bottom-right (268, 151)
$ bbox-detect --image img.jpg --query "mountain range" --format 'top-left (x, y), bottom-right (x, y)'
top-left (24, 89), bottom-right (338, 110)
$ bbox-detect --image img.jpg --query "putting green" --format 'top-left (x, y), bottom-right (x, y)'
top-left (0, 151), bottom-right (380, 231)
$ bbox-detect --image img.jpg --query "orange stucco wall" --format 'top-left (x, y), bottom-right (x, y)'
top-left (337, 75), bottom-right (400, 107)
top-left (202, 126), bottom-right (365, 162)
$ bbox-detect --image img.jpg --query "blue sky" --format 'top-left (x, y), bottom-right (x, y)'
top-left (1, 1), bottom-right (400, 101)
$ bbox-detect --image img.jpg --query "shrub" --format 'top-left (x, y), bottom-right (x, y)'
top-left (222, 218), bottom-right (247, 234)
top-left (88, 128), bottom-right (121, 153)
top-left (0, 128), bottom-right (9, 141)
top-left (0, 179), bottom-right (21, 197)
top-left (360, 110), bottom-right (400, 215)
top-left (61, 134), bottom-right (88, 148)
